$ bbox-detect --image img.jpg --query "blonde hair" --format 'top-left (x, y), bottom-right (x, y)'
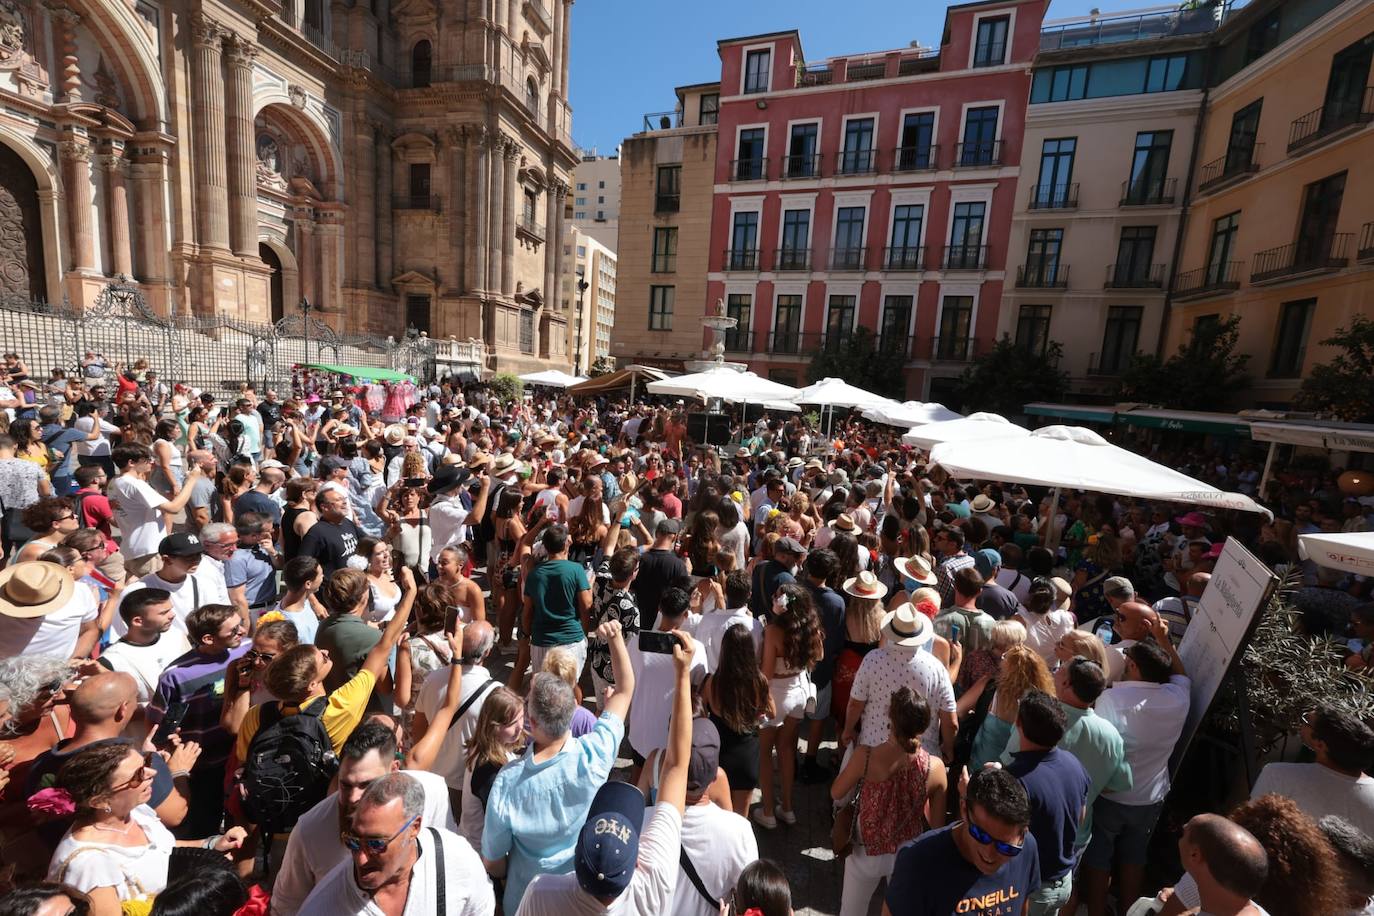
top-left (401, 451), bottom-right (426, 479)
top-left (1058, 629), bottom-right (1111, 674)
top-left (992, 645), bottom-right (1053, 721)
top-left (464, 687), bottom-right (524, 771)
top-left (910, 586), bottom-right (941, 607)
top-left (541, 647), bottom-right (579, 691)
top-left (846, 596), bottom-right (884, 645)
top-left (991, 619), bottom-right (1028, 653)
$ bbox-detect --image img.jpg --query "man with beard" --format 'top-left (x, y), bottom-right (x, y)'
top-left (297, 772), bottom-right (493, 916)
top-left (271, 723), bottom-right (456, 916)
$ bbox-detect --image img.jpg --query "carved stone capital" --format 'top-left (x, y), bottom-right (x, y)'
top-left (500, 134), bottom-right (521, 160)
top-left (190, 13), bottom-right (227, 50)
top-left (223, 33), bottom-right (259, 69)
top-left (45, 4), bottom-right (79, 28)
top-left (97, 153), bottom-right (128, 175)
top-left (445, 125), bottom-right (468, 147)
top-left (58, 139), bottom-right (90, 162)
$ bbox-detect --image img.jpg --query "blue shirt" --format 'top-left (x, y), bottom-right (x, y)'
top-left (225, 545), bottom-right (277, 607)
top-left (1006, 747), bottom-right (1091, 882)
top-left (804, 581), bottom-right (846, 687)
top-left (231, 489), bottom-right (281, 525)
top-left (886, 823), bottom-right (1040, 916)
top-left (482, 711), bottom-right (625, 914)
top-left (41, 423), bottom-right (86, 477)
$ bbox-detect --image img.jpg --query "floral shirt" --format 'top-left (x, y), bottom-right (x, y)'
top-left (588, 561), bottom-right (640, 684)
top-left (0, 457), bottom-right (45, 513)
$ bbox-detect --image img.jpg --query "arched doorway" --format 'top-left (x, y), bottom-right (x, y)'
top-left (0, 142), bottom-right (46, 302)
top-left (260, 242), bottom-right (284, 323)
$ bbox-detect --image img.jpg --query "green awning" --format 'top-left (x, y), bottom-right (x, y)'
top-left (1116, 409), bottom-right (1250, 437)
top-left (1023, 403), bottom-right (1117, 424)
top-left (302, 363), bottom-right (417, 383)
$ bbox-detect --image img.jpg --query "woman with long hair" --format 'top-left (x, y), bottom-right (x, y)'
top-left (386, 483), bottom-right (431, 576)
top-left (566, 478), bottom-right (607, 567)
top-left (11, 418), bottom-right (48, 472)
top-left (730, 860), bottom-right (793, 916)
top-left (149, 419), bottom-right (184, 499)
top-left (183, 405), bottom-right (220, 455)
top-left (15, 497), bottom-right (79, 563)
top-left (1053, 629), bottom-right (1111, 677)
top-left (280, 476), bottom-right (318, 559)
top-left (704, 623), bottom-right (774, 816)
top-left (832, 588), bottom-right (886, 735)
top-left (394, 581), bottom-right (455, 720)
top-left (489, 487), bottom-right (526, 650)
top-left (215, 464), bottom-right (253, 526)
top-left (964, 639), bottom-right (1053, 772)
top-left (830, 532), bottom-right (864, 588)
top-left (683, 509), bottom-right (720, 576)
top-left (354, 537), bottom-right (401, 624)
top-left (756, 583), bottom-right (824, 829)
top-left (789, 492), bottom-right (817, 546)
top-left (459, 687), bottom-right (525, 852)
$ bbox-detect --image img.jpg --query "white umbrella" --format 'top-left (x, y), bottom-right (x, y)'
top-left (760, 399), bottom-right (801, 413)
top-left (863, 401), bottom-right (963, 427)
top-left (646, 366), bottom-right (800, 403)
top-left (929, 425), bottom-right (1270, 516)
top-left (902, 412), bottom-right (1028, 449)
top-left (518, 369), bottom-right (587, 388)
top-left (1298, 531), bottom-right (1374, 576)
top-left (791, 377), bottom-right (893, 410)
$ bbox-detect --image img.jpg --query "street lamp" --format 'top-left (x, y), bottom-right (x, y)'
top-left (575, 270), bottom-right (589, 376)
top-left (299, 296), bottom-right (314, 366)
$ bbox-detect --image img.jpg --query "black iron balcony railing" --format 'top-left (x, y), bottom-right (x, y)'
top-left (654, 193), bottom-right (680, 213)
top-left (829, 247), bottom-right (868, 271)
top-left (730, 158), bottom-right (767, 181)
top-left (884, 246), bottom-right (925, 271)
top-left (782, 153), bottom-right (821, 179)
top-left (878, 333), bottom-right (917, 359)
top-left (642, 110), bottom-right (683, 132)
top-left (1039, 5), bottom-right (1221, 51)
top-left (1086, 351), bottom-right (1135, 377)
top-left (517, 215), bottom-right (544, 238)
top-left (1016, 264), bottom-right (1070, 288)
top-left (722, 249), bottom-right (761, 271)
top-left (846, 60), bottom-right (888, 81)
top-left (769, 329), bottom-right (805, 355)
top-left (394, 195), bottom-right (440, 211)
top-left (1028, 183), bottom-right (1079, 210)
top-left (941, 244), bottom-right (987, 270)
top-left (1197, 143), bottom-right (1263, 193)
top-left (723, 327), bottom-right (759, 353)
top-left (1174, 260), bottom-right (1243, 297)
top-left (1104, 263), bottom-right (1165, 288)
top-left (954, 139), bottom-right (1002, 168)
top-left (1288, 87), bottom-right (1374, 154)
top-left (795, 65), bottom-right (834, 87)
top-left (836, 148), bottom-right (878, 176)
top-left (1120, 177), bottom-right (1177, 206)
top-left (773, 248), bottom-right (811, 271)
top-left (1360, 222), bottom-right (1374, 262)
top-left (1250, 233), bottom-right (1352, 283)
top-left (893, 145), bottom-right (939, 172)
top-left (930, 336), bottom-right (977, 362)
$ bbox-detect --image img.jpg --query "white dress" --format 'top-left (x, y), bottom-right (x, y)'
top-left (48, 804), bottom-right (174, 903)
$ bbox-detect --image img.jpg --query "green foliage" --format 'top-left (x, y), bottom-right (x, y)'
top-left (1114, 314), bottom-right (1249, 409)
top-left (588, 356), bottom-right (617, 378)
top-left (1294, 314), bottom-right (1374, 422)
top-left (805, 327), bottom-right (906, 400)
top-left (954, 336), bottom-right (1068, 415)
top-left (488, 372), bottom-right (523, 406)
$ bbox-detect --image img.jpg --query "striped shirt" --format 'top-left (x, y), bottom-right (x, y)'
top-left (147, 644), bottom-right (249, 767)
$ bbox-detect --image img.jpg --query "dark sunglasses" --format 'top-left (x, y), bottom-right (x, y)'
top-left (245, 649), bottom-right (276, 664)
top-left (341, 813), bottom-right (419, 854)
top-left (967, 818), bottom-right (1024, 857)
top-left (111, 752), bottom-right (156, 792)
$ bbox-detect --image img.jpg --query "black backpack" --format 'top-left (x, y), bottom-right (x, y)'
top-left (240, 696), bottom-right (339, 832)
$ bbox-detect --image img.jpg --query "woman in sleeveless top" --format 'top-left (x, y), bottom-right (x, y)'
top-left (833, 591), bottom-right (886, 734)
top-left (489, 488), bottom-right (526, 650)
top-left (280, 476), bottom-right (318, 559)
top-left (756, 583), bottom-right (824, 830)
top-left (566, 478), bottom-right (607, 567)
top-left (964, 642), bottom-right (1053, 772)
top-left (356, 537), bottom-right (402, 623)
top-left (831, 686), bottom-right (948, 916)
top-left (149, 419), bottom-right (183, 499)
top-left (387, 485), bottom-right (431, 575)
top-left (703, 623), bottom-right (773, 816)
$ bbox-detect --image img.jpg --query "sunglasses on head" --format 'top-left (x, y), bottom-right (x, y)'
top-left (341, 813), bottom-right (419, 854)
top-left (967, 818), bottom-right (1024, 857)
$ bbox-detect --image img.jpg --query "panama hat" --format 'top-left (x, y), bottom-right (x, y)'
top-left (490, 453), bottom-right (521, 477)
top-left (894, 555), bottom-right (938, 586)
top-left (843, 570), bottom-right (888, 601)
top-left (0, 562), bottom-right (75, 619)
top-left (833, 514), bottom-right (856, 532)
top-left (970, 494), bottom-right (996, 514)
top-left (383, 424), bottom-right (407, 446)
top-left (881, 603), bottom-right (933, 649)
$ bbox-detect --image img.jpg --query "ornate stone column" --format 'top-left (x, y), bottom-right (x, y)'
top-left (447, 126), bottom-right (467, 294)
top-left (551, 0), bottom-right (564, 98)
top-left (191, 14), bottom-right (231, 252)
top-left (467, 126), bottom-right (489, 294)
top-left (542, 178), bottom-right (560, 311)
top-left (352, 116), bottom-right (377, 289)
top-left (129, 147), bottom-right (169, 284)
top-left (486, 131), bottom-right (502, 298)
top-left (224, 33), bottom-right (259, 258)
top-left (316, 204), bottom-right (344, 311)
top-left (98, 147), bottom-right (133, 279)
top-left (550, 187), bottom-right (566, 312)
top-left (559, 1), bottom-right (572, 99)
top-left (293, 202), bottom-right (316, 306)
top-left (49, 6), bottom-right (82, 102)
top-left (500, 138), bottom-right (518, 298)
top-left (375, 127), bottom-right (393, 287)
top-left (59, 139), bottom-right (96, 273)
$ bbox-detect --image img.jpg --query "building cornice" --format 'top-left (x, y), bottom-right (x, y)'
top-left (716, 61), bottom-right (1028, 105)
top-left (1025, 89), bottom-right (1205, 126)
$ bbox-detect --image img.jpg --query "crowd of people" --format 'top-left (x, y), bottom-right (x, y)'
top-left (0, 352), bottom-right (1368, 916)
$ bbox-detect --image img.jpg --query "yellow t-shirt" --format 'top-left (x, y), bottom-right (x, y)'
top-left (234, 667), bottom-right (376, 760)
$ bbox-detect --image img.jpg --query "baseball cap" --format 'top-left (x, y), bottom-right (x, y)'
top-left (319, 456), bottom-right (349, 473)
top-left (159, 533), bottom-right (204, 557)
top-left (574, 781), bottom-right (646, 899)
top-left (687, 718), bottom-right (722, 795)
top-left (1104, 576), bottom-right (1135, 599)
top-left (775, 536), bottom-right (805, 556)
top-left (973, 548), bottom-right (1002, 579)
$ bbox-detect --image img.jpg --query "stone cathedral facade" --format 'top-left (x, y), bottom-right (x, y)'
top-left (0, 0), bottom-right (576, 371)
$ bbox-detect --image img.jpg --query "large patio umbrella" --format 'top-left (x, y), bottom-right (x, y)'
top-left (646, 366), bottom-right (800, 403)
top-left (518, 369), bottom-right (587, 388)
top-left (566, 365), bottom-right (670, 398)
top-left (902, 412), bottom-right (1029, 450)
top-left (1298, 531), bottom-right (1374, 576)
top-left (863, 401), bottom-right (963, 427)
top-left (791, 377), bottom-right (893, 410)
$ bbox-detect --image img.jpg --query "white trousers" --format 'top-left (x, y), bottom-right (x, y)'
top-left (839, 845), bottom-right (897, 916)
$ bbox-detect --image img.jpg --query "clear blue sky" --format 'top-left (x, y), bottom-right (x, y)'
top-left (568, 0), bottom-right (1114, 153)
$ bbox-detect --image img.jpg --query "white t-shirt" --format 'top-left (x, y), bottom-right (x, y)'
top-left (1014, 608), bottom-right (1076, 667)
top-left (296, 822), bottom-right (491, 916)
top-left (567, 496), bottom-right (610, 525)
top-left (122, 566), bottom-right (229, 636)
top-left (1097, 674), bottom-right (1191, 806)
top-left (1250, 761), bottom-right (1374, 838)
top-left (0, 580), bottom-right (98, 659)
top-left (99, 630), bottom-right (193, 704)
top-left (414, 665), bottom-right (498, 789)
top-left (627, 635), bottom-right (707, 758)
top-left (274, 770), bottom-right (458, 916)
top-left (995, 568), bottom-right (1033, 604)
top-left (532, 488), bottom-right (564, 523)
top-left (516, 805), bottom-right (682, 916)
top-left (659, 802), bottom-right (757, 916)
top-left (73, 415), bottom-right (120, 457)
top-left (850, 644), bottom-right (956, 753)
top-left (108, 475), bottom-right (167, 559)
top-left (695, 607), bottom-right (762, 673)
top-left (48, 804), bottom-right (173, 901)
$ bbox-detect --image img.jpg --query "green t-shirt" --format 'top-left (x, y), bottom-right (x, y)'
top-left (526, 559), bottom-right (590, 647)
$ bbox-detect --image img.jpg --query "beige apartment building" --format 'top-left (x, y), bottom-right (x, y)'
top-left (571, 151), bottom-right (620, 250)
top-left (612, 81), bottom-right (720, 371)
top-left (561, 222), bottom-right (616, 373)
top-left (999, 5), bottom-right (1216, 393)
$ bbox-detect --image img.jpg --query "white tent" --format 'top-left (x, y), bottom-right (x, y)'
top-left (928, 425), bottom-right (1270, 516)
top-left (1298, 531), bottom-right (1374, 576)
top-left (791, 377), bottom-right (893, 410)
top-left (645, 366), bottom-right (800, 403)
top-left (902, 412), bottom-right (1029, 449)
top-left (863, 401), bottom-right (963, 428)
top-left (518, 369), bottom-right (587, 388)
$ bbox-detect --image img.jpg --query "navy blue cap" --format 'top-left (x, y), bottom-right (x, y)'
top-left (574, 781), bottom-right (645, 899)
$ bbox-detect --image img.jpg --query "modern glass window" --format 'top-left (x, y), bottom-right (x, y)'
top-left (1035, 138), bottom-right (1076, 206)
top-left (1016, 305), bottom-right (1052, 357)
top-left (1126, 131), bottom-right (1173, 203)
top-left (787, 123), bottom-right (819, 178)
top-left (655, 165), bottom-right (681, 212)
top-left (1225, 100), bottom-right (1262, 173)
top-left (936, 296), bottom-right (973, 359)
top-left (825, 295), bottom-right (856, 351)
top-left (880, 296), bottom-right (913, 354)
top-left (729, 212), bottom-right (759, 269)
top-left (648, 286), bottom-right (674, 330)
top-left (898, 112), bottom-right (936, 169)
top-left (407, 163), bottom-right (430, 206)
top-left (743, 49), bottom-right (771, 94)
top-left (948, 201), bottom-right (986, 267)
top-left (411, 40), bottom-right (432, 88)
top-left (888, 205), bottom-right (923, 269)
top-left (1113, 226), bottom-right (1157, 285)
top-left (1206, 212), bottom-right (1240, 284)
top-left (973, 15), bottom-right (1010, 68)
top-left (779, 210), bottom-right (811, 269)
top-left (1031, 54), bottom-right (1203, 103)
top-left (651, 227), bottom-right (677, 273)
top-left (773, 294), bottom-right (802, 353)
top-left (725, 294), bottom-right (752, 351)
top-left (576, 182), bottom-right (586, 191)
top-left (1323, 37), bottom-right (1374, 129)
top-left (1033, 64), bottom-right (1088, 102)
top-left (699, 93), bottom-right (719, 125)
top-left (736, 128), bottom-right (766, 180)
top-left (1244, 9), bottom-right (1281, 65)
top-left (961, 106), bottom-right (999, 165)
top-left (833, 206), bottom-right (866, 269)
top-left (1295, 171), bottom-right (1347, 266)
top-left (1099, 306), bottom-right (1142, 374)
top-left (1270, 299), bottom-right (1315, 377)
top-left (1144, 54), bottom-right (1187, 93)
top-left (1025, 228), bottom-right (1064, 285)
top-left (841, 118), bottom-right (876, 173)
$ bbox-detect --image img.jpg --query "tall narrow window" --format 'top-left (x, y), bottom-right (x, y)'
top-left (825, 295), bottom-right (856, 351)
top-left (1016, 305), bottom-right (1052, 357)
top-left (651, 228), bottom-right (677, 273)
top-left (840, 118), bottom-right (876, 174)
top-left (898, 112), bottom-right (935, 170)
top-left (787, 123), bottom-right (819, 178)
top-left (1224, 100), bottom-right (1263, 174)
top-left (1113, 226), bottom-right (1158, 286)
top-left (779, 210), bottom-right (810, 269)
top-left (411, 40), bottom-right (432, 88)
top-left (1321, 35), bottom-right (1373, 130)
top-left (936, 297), bottom-right (973, 359)
top-left (408, 163), bottom-right (431, 208)
top-left (960, 106), bottom-right (1000, 166)
top-left (833, 206), bottom-right (866, 270)
top-left (773, 295), bottom-right (802, 353)
top-left (947, 202), bottom-right (986, 268)
top-left (735, 128), bottom-right (765, 181)
top-left (655, 165), bottom-right (681, 212)
top-left (1034, 138), bottom-right (1076, 207)
top-left (887, 205), bottom-right (924, 269)
top-left (1126, 131), bottom-right (1173, 204)
top-left (743, 49), bottom-right (771, 94)
top-left (648, 286), bottom-right (674, 330)
top-left (1270, 299), bottom-right (1315, 377)
top-left (1025, 228), bottom-right (1064, 286)
top-left (1206, 212), bottom-right (1240, 285)
top-left (1295, 171), bottom-right (1347, 268)
top-left (725, 294), bottom-right (752, 351)
top-left (880, 296), bottom-right (913, 355)
top-left (1099, 306), bottom-right (1142, 374)
top-left (973, 15), bottom-right (1010, 68)
top-left (729, 212), bottom-right (759, 270)
top-left (699, 93), bottom-right (719, 125)
top-left (405, 295), bottom-right (430, 335)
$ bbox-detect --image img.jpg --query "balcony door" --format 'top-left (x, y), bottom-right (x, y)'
top-left (936, 296), bottom-right (973, 359)
top-left (1113, 226), bottom-right (1157, 285)
top-left (1322, 35), bottom-right (1373, 129)
top-left (1206, 213), bottom-right (1240, 284)
top-left (1099, 306), bottom-right (1142, 374)
top-left (773, 294), bottom-right (802, 353)
top-left (899, 112), bottom-right (935, 169)
top-left (788, 123), bottom-right (819, 177)
top-left (841, 118), bottom-right (876, 173)
top-left (730, 211), bottom-right (759, 269)
top-left (834, 206), bottom-right (866, 269)
top-left (1036, 138), bottom-right (1076, 206)
top-left (780, 209), bottom-right (810, 269)
top-left (1224, 100), bottom-right (1262, 173)
top-left (1295, 171), bottom-right (1346, 266)
top-left (736, 128), bottom-right (765, 180)
top-left (880, 296), bottom-right (913, 355)
top-left (961, 106), bottom-right (999, 165)
top-left (1025, 229), bottom-right (1063, 284)
top-left (888, 205), bottom-right (923, 268)
top-left (825, 295), bottom-right (856, 351)
top-left (948, 201), bottom-right (985, 267)
top-left (1127, 131), bottom-right (1172, 202)
top-left (725, 294), bottom-right (752, 351)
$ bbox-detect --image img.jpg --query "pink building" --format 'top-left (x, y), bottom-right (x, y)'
top-left (705, 0), bottom-right (1048, 401)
